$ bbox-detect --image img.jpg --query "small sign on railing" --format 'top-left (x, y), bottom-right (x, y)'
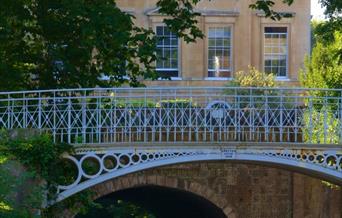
top-left (212, 109), bottom-right (225, 119)
top-left (221, 148), bottom-right (236, 159)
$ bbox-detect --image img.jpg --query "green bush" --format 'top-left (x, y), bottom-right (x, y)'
top-left (228, 66), bottom-right (276, 88)
top-left (156, 98), bottom-right (197, 108)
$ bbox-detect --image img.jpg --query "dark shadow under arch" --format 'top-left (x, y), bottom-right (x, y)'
top-left (76, 185), bottom-right (227, 218)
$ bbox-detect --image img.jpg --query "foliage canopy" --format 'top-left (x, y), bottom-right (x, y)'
top-left (1, 0), bottom-right (339, 91)
top-left (300, 31), bottom-right (342, 90)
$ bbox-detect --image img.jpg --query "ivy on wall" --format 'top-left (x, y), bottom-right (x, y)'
top-left (0, 129), bottom-right (96, 217)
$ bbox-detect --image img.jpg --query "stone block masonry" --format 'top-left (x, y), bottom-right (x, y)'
top-left (89, 162), bottom-right (341, 218)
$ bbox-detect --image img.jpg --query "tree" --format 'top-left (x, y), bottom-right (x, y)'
top-left (300, 29), bottom-right (341, 145)
top-left (300, 31), bottom-right (342, 90)
top-left (1, 0), bottom-right (339, 91)
top-left (0, 0), bottom-right (158, 91)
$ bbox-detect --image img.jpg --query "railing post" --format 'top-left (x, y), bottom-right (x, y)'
top-left (113, 90), bottom-right (117, 143)
top-left (67, 92), bottom-right (71, 144)
top-left (23, 93), bottom-right (27, 128)
top-left (195, 89), bottom-right (199, 142)
top-left (97, 94), bottom-right (102, 144)
top-left (203, 88), bottom-right (207, 142)
top-left (209, 90), bottom-right (213, 142)
top-left (144, 89), bottom-right (147, 143)
top-left (7, 94), bottom-right (11, 129)
top-left (340, 90), bottom-right (342, 144)
top-left (294, 94), bottom-right (298, 143)
top-left (218, 89), bottom-right (222, 142)
top-left (279, 90), bottom-right (283, 143)
top-left (53, 91), bottom-right (56, 143)
top-left (189, 88), bottom-right (192, 142)
top-left (249, 88), bottom-right (253, 141)
top-left (82, 91), bottom-right (87, 144)
top-left (308, 95), bottom-right (313, 143)
top-left (173, 89), bottom-right (177, 142)
top-left (159, 89), bottom-right (162, 142)
top-left (234, 88), bottom-right (238, 141)
top-left (38, 93), bottom-right (42, 132)
top-left (323, 91), bottom-right (328, 144)
top-left (265, 91), bottom-right (269, 142)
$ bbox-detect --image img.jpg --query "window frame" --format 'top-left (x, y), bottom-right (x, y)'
top-left (154, 25), bottom-right (181, 80)
top-left (205, 24), bottom-right (234, 80)
top-left (262, 25), bottom-right (289, 79)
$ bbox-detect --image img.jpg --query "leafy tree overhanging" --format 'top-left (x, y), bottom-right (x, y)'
top-left (0, 0), bottom-right (340, 91)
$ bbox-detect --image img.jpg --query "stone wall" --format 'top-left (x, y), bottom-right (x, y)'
top-left (89, 162), bottom-right (341, 218)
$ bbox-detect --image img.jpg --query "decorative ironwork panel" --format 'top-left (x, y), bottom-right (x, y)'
top-left (1, 87), bottom-right (342, 145)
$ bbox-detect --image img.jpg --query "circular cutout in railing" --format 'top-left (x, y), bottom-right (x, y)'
top-left (308, 155), bottom-right (315, 162)
top-left (119, 154), bottom-right (130, 167)
top-left (316, 155), bottom-right (324, 163)
top-left (103, 155), bottom-right (118, 171)
top-left (326, 156), bottom-right (337, 167)
top-left (141, 153), bottom-right (148, 162)
top-left (301, 154), bottom-right (307, 160)
top-left (81, 156), bottom-right (102, 178)
top-left (56, 158), bottom-right (79, 187)
top-left (131, 154), bottom-right (140, 163)
top-left (206, 101), bottom-right (231, 120)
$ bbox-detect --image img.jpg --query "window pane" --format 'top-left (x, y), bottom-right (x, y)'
top-left (216, 39), bottom-right (223, 47)
top-left (164, 60), bottom-right (170, 68)
top-left (216, 50), bottom-right (223, 57)
top-left (208, 28), bottom-right (216, 38)
top-left (208, 49), bottom-right (215, 59)
top-left (215, 28), bottom-right (226, 38)
top-left (279, 67), bottom-right (286, 77)
top-left (208, 39), bottom-right (215, 47)
top-left (159, 70), bottom-right (178, 78)
top-left (265, 60), bottom-right (271, 67)
top-left (164, 38), bottom-right (171, 46)
top-left (156, 26), bottom-right (179, 76)
top-left (265, 47), bottom-right (272, 54)
top-left (279, 58), bottom-right (286, 66)
top-left (208, 60), bottom-right (214, 69)
top-left (171, 38), bottom-right (178, 46)
top-left (223, 38), bottom-right (230, 47)
top-left (171, 49), bottom-right (177, 59)
top-left (207, 27), bottom-right (232, 77)
top-left (171, 59), bottom-right (178, 68)
top-left (265, 27), bottom-right (287, 33)
top-left (264, 27), bottom-right (288, 77)
top-left (156, 26), bottom-right (163, 35)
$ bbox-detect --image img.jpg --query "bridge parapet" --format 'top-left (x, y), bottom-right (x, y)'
top-left (1, 87), bottom-right (341, 145)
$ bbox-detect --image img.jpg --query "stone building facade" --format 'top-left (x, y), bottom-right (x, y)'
top-left (116, 0), bottom-right (311, 86)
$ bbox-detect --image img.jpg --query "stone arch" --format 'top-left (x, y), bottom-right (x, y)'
top-left (66, 174), bottom-right (236, 218)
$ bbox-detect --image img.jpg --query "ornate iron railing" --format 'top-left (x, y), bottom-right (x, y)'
top-left (0, 87), bottom-right (341, 145)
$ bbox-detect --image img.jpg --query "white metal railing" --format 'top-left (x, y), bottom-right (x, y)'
top-left (0, 87), bottom-right (341, 145)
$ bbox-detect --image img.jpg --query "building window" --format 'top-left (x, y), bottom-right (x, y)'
top-left (156, 26), bottom-right (179, 78)
top-left (264, 27), bottom-right (288, 77)
top-left (208, 27), bottom-right (232, 78)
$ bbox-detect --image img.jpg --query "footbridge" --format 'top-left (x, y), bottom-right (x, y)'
top-left (0, 87), bottom-right (341, 202)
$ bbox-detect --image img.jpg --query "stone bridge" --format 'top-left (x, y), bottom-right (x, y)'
top-left (1, 87), bottom-right (341, 217)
